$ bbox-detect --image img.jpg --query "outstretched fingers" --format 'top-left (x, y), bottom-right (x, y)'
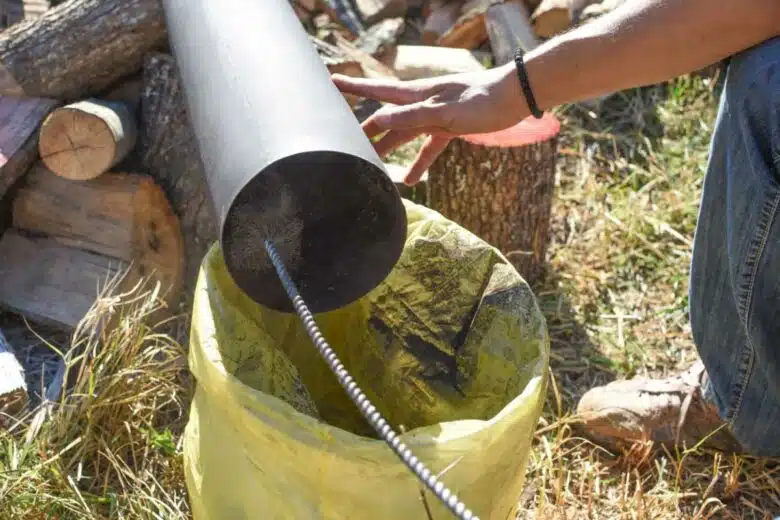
top-left (362, 101), bottom-right (448, 139)
top-left (331, 74), bottom-right (433, 106)
top-left (404, 135), bottom-right (451, 186)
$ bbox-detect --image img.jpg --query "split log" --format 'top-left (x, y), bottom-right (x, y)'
top-left (486, 0), bottom-right (540, 64)
top-left (38, 99), bottom-right (138, 181)
top-left (382, 44), bottom-right (486, 79)
top-left (11, 164), bottom-right (184, 304)
top-left (0, 95), bottom-right (58, 201)
top-left (426, 117), bottom-right (560, 282)
top-left (324, 32), bottom-right (398, 78)
top-left (138, 53), bottom-right (218, 309)
top-left (530, 0), bottom-right (596, 38)
top-left (437, 0), bottom-right (493, 49)
top-left (421, 0), bottom-right (462, 45)
top-left (0, 229), bottom-right (130, 329)
top-left (311, 36), bottom-right (365, 81)
top-left (0, 329), bottom-right (27, 425)
top-left (354, 0), bottom-right (407, 26)
top-left (354, 17), bottom-right (406, 59)
top-left (0, 0), bottom-right (167, 100)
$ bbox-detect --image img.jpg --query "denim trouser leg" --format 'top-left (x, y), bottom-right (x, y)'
top-left (689, 37), bottom-right (780, 457)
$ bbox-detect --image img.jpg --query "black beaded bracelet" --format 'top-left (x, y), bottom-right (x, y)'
top-left (514, 48), bottom-right (544, 120)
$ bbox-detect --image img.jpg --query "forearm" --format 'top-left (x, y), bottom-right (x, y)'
top-left (514, 0), bottom-right (780, 110)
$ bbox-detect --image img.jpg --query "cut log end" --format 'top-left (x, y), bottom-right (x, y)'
top-left (129, 175), bottom-right (186, 303)
top-left (11, 165), bottom-right (185, 310)
top-left (38, 100), bottom-right (138, 181)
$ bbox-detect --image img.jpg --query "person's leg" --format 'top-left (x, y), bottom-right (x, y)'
top-left (576, 37), bottom-right (780, 457)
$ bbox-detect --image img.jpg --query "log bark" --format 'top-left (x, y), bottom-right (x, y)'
top-left (137, 53), bottom-right (218, 310)
top-left (354, 0), bottom-right (407, 26)
top-left (0, 329), bottom-right (27, 426)
top-left (0, 0), bottom-right (167, 100)
top-left (38, 99), bottom-right (138, 181)
top-left (0, 96), bottom-right (58, 201)
top-left (11, 163), bottom-right (184, 305)
top-left (0, 229), bottom-right (129, 329)
top-left (486, 0), bottom-right (539, 64)
top-left (382, 44), bottom-right (486, 79)
top-left (426, 133), bottom-right (558, 283)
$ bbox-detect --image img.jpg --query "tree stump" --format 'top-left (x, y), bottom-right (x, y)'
top-left (38, 99), bottom-right (138, 181)
top-left (426, 116), bottom-right (560, 283)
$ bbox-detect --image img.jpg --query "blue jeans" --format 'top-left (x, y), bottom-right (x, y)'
top-left (690, 36), bottom-right (780, 457)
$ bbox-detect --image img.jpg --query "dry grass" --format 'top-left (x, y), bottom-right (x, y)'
top-left (518, 74), bottom-right (780, 519)
top-left (2, 72), bottom-right (779, 520)
top-left (0, 276), bottom-right (192, 519)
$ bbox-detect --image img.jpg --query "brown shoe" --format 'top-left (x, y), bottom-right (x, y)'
top-left (575, 361), bottom-right (742, 452)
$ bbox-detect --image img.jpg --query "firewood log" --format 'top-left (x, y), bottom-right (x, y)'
top-left (382, 45), bottom-right (486, 79)
top-left (11, 164), bottom-right (184, 306)
top-left (324, 32), bottom-right (398, 78)
top-left (437, 0), bottom-right (492, 49)
top-left (353, 0), bottom-right (407, 26)
top-left (486, 0), bottom-right (539, 64)
top-left (38, 99), bottom-right (138, 181)
top-left (0, 0), bottom-right (167, 100)
top-left (137, 53), bottom-right (218, 310)
top-left (0, 330), bottom-right (27, 426)
top-left (0, 229), bottom-right (130, 329)
top-left (530, 0), bottom-right (595, 38)
top-left (426, 117), bottom-right (560, 283)
top-left (0, 96), bottom-right (58, 201)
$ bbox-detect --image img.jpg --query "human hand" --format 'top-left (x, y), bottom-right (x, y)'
top-left (332, 62), bottom-right (529, 185)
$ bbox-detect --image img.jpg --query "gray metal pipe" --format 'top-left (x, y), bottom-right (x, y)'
top-left (161, 0), bottom-right (407, 314)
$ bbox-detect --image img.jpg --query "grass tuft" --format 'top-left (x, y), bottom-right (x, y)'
top-left (0, 274), bottom-right (192, 519)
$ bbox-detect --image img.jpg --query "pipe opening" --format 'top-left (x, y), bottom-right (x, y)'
top-left (221, 150), bottom-right (407, 314)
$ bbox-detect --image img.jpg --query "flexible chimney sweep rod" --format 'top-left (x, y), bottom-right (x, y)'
top-left (160, 0), bottom-right (480, 516)
top-left (265, 240), bottom-right (479, 520)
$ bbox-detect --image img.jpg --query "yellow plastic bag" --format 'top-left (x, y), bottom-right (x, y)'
top-left (183, 199), bottom-right (549, 520)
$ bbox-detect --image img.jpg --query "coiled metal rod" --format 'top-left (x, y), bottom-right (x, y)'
top-left (264, 240), bottom-right (479, 520)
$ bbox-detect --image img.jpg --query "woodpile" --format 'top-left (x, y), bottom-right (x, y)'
top-left (1, 0), bottom-right (617, 419)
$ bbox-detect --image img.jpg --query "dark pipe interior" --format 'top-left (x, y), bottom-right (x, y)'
top-left (222, 151), bottom-right (407, 314)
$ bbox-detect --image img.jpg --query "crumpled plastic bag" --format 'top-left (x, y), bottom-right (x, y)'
top-left (183, 199), bottom-right (549, 520)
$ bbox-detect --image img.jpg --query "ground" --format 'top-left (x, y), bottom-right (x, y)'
top-left (1, 73), bottom-right (779, 519)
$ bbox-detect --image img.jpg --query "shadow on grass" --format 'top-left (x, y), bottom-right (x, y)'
top-left (530, 266), bottom-right (617, 415)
